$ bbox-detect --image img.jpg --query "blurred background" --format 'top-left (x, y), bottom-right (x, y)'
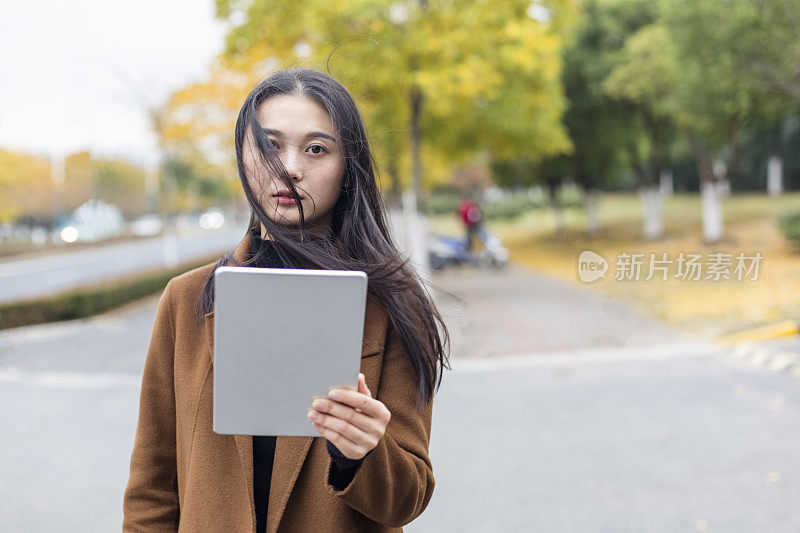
top-left (1, 0), bottom-right (799, 531)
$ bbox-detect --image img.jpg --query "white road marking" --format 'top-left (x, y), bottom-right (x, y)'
top-left (0, 341), bottom-right (722, 386)
top-left (448, 340), bottom-right (719, 372)
top-left (0, 367), bottom-right (140, 388)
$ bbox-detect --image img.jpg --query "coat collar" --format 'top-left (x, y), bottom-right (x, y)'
top-left (201, 230), bottom-right (386, 533)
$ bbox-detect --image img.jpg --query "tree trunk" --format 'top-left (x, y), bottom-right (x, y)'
top-left (712, 158), bottom-right (731, 198)
top-left (409, 83), bottom-right (424, 214)
top-left (405, 80), bottom-right (429, 278)
top-left (767, 155), bottom-right (784, 197)
top-left (387, 158), bottom-right (402, 209)
top-left (767, 120), bottom-right (784, 197)
top-left (701, 180), bottom-right (724, 243)
top-left (659, 168), bottom-right (673, 198)
top-left (690, 135), bottom-right (725, 244)
top-left (583, 187), bottom-right (599, 236)
top-left (401, 189), bottom-right (429, 280)
top-left (639, 184), bottom-right (664, 240)
top-left (547, 181), bottom-right (564, 234)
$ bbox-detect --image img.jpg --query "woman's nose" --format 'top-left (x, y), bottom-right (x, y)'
top-left (281, 151), bottom-right (303, 180)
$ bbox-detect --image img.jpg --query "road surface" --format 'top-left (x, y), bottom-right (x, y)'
top-left (0, 262), bottom-right (798, 532)
top-left (0, 226), bottom-right (244, 304)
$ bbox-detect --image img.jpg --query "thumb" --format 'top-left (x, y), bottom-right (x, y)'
top-left (358, 372), bottom-right (371, 397)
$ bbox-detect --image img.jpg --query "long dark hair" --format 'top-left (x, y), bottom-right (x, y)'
top-left (196, 67), bottom-right (450, 409)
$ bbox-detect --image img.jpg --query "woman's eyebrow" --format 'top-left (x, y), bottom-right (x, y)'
top-left (262, 128), bottom-right (337, 143)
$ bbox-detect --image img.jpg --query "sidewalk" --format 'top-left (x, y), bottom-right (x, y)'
top-left (426, 257), bottom-right (800, 384)
top-left (427, 262), bottom-right (703, 359)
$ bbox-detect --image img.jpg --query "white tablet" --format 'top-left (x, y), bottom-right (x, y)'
top-left (212, 265), bottom-right (368, 436)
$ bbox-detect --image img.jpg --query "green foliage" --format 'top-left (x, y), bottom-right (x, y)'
top-left (212, 0), bottom-right (577, 190)
top-left (559, 0), bottom-right (800, 192)
top-left (603, 21), bottom-right (678, 184)
top-left (745, 0), bottom-right (800, 101)
top-left (162, 154), bottom-right (236, 212)
top-left (92, 158), bottom-right (148, 218)
top-left (425, 191), bottom-right (463, 216)
top-left (426, 188), bottom-right (583, 221)
top-left (490, 157), bottom-right (540, 189)
top-left (660, 0), bottom-right (779, 149)
top-left (542, 0), bottom-right (661, 191)
top-left (482, 194), bottom-right (546, 220)
top-left (778, 211), bottom-right (800, 250)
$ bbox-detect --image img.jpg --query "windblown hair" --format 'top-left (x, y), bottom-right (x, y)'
top-left (196, 67), bottom-right (450, 409)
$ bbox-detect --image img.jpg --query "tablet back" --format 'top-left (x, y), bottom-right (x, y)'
top-left (212, 266), bottom-right (368, 436)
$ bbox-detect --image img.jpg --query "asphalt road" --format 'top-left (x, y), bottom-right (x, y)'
top-left (0, 262), bottom-right (798, 532)
top-left (0, 226), bottom-right (245, 304)
top-left (408, 346), bottom-right (800, 533)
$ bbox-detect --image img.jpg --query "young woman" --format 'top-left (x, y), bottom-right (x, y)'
top-left (122, 67), bottom-right (450, 533)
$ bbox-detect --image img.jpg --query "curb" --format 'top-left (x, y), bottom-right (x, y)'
top-left (721, 341), bottom-right (800, 381)
top-left (714, 319), bottom-right (799, 345)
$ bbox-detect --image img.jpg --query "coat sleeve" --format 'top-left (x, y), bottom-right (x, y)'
top-left (324, 322), bottom-right (436, 527)
top-left (122, 279), bottom-right (180, 532)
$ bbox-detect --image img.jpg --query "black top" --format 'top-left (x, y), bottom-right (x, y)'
top-left (247, 227), bottom-right (370, 533)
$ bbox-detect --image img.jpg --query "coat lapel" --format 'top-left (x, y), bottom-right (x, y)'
top-left (202, 230), bottom-right (387, 533)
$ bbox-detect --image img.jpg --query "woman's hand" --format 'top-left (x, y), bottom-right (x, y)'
top-left (308, 372), bottom-right (391, 460)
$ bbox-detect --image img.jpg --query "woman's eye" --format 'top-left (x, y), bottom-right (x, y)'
top-left (267, 139), bottom-right (279, 148)
top-left (308, 145), bottom-right (326, 154)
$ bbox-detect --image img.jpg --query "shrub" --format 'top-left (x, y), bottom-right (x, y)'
top-left (778, 212), bottom-right (800, 251)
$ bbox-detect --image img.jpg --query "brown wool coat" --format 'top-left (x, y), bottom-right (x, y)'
top-left (122, 232), bottom-right (435, 532)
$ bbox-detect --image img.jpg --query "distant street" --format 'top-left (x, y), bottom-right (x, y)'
top-left (0, 226), bottom-right (245, 304)
top-left (1, 259), bottom-right (798, 532)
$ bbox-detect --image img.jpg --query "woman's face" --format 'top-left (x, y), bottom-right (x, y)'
top-left (243, 93), bottom-right (345, 234)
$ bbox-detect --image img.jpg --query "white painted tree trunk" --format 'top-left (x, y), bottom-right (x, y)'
top-left (401, 189), bottom-right (430, 282)
top-left (701, 180), bottom-right (724, 243)
top-left (639, 184), bottom-right (664, 240)
top-left (712, 158), bottom-right (731, 198)
top-left (719, 178), bottom-right (731, 198)
top-left (767, 155), bottom-right (784, 197)
top-left (659, 168), bottom-right (673, 198)
top-left (584, 189), bottom-right (599, 235)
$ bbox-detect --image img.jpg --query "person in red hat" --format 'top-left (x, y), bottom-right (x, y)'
top-left (457, 195), bottom-right (484, 253)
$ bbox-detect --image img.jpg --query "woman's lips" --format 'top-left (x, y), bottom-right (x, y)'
top-left (275, 195), bottom-right (299, 206)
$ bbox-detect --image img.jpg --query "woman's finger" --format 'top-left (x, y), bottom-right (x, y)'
top-left (308, 407), bottom-right (377, 449)
top-left (310, 423), bottom-right (362, 459)
top-left (311, 398), bottom-right (382, 436)
top-left (327, 388), bottom-right (390, 423)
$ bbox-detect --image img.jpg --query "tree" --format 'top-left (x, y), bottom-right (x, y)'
top-left (91, 158), bottom-right (149, 219)
top-left (745, 0), bottom-right (800, 101)
top-left (490, 154), bottom-right (572, 234)
top-left (0, 149), bottom-right (53, 224)
top-left (604, 22), bottom-right (679, 239)
top-left (213, 0), bottom-right (576, 213)
top-left (737, 0), bottom-right (800, 197)
top-left (539, 0), bottom-right (658, 236)
top-left (659, 0), bottom-right (772, 243)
